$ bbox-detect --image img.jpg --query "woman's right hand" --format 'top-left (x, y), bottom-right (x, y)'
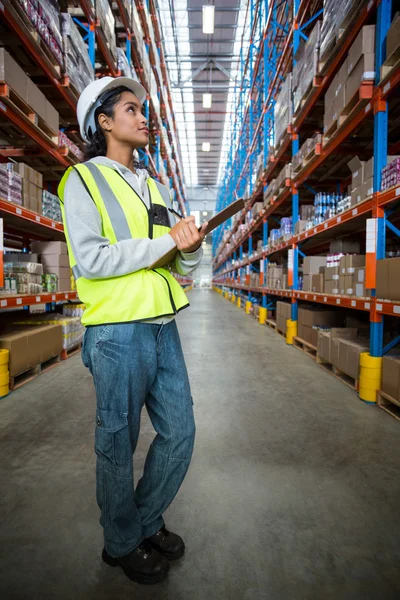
top-left (169, 216), bottom-right (207, 253)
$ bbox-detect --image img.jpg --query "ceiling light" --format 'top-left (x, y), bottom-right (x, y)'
top-left (203, 93), bottom-right (212, 108)
top-left (202, 5), bottom-right (215, 34)
top-left (203, 211), bottom-right (208, 215)
top-left (202, 142), bottom-right (210, 152)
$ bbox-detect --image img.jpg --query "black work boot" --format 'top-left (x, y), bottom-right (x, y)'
top-left (102, 541), bottom-right (170, 585)
top-left (147, 526), bottom-right (185, 561)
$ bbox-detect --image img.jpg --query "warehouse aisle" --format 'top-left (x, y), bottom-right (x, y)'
top-left (1, 289), bottom-right (400, 600)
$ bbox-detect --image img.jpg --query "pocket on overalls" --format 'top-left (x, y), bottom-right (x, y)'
top-left (95, 409), bottom-right (131, 468)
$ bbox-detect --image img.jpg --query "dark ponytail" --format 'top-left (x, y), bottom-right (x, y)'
top-left (83, 86), bottom-right (148, 172)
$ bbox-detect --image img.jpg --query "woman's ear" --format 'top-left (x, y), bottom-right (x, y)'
top-left (97, 112), bottom-right (112, 134)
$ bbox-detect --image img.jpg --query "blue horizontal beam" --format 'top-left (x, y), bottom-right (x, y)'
top-left (383, 334), bottom-right (400, 355)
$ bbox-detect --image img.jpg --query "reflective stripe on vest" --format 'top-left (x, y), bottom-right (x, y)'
top-left (58, 163), bottom-right (189, 326)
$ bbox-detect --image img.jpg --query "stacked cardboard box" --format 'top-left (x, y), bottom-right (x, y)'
top-left (317, 327), bottom-right (358, 363)
top-left (298, 307), bottom-right (344, 347)
top-left (324, 266), bottom-right (339, 294)
top-left (293, 22), bottom-right (321, 113)
top-left (274, 74), bottom-right (292, 149)
top-left (302, 256), bottom-right (326, 292)
top-left (275, 164), bottom-right (292, 193)
top-left (252, 202), bottom-right (264, 219)
top-left (324, 26), bottom-right (375, 135)
top-left (347, 156), bottom-right (374, 207)
top-left (31, 241), bottom-right (70, 292)
top-left (276, 301), bottom-right (291, 334)
top-left (266, 264), bottom-right (288, 290)
top-left (338, 255), bottom-right (365, 295)
top-left (0, 324), bottom-right (63, 378)
top-left (96, 0), bottom-right (117, 62)
top-left (320, 0), bottom-right (367, 62)
top-left (13, 163), bottom-right (43, 213)
top-left (61, 14), bottom-right (95, 94)
top-left (382, 356), bottom-right (400, 401)
top-left (263, 179), bottom-right (277, 208)
top-left (376, 258), bottom-right (400, 301)
top-left (331, 336), bottom-right (369, 380)
top-left (0, 48), bottom-right (59, 134)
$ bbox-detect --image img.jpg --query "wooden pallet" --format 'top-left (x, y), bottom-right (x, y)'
top-left (377, 390), bottom-right (400, 422)
top-left (317, 356), bottom-right (359, 391)
top-left (61, 342), bottom-right (82, 361)
top-left (265, 319), bottom-right (277, 330)
top-left (293, 337), bottom-right (317, 360)
top-left (0, 83), bottom-right (59, 141)
top-left (10, 354), bottom-right (61, 391)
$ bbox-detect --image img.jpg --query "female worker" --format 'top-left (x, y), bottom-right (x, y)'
top-left (58, 77), bottom-right (207, 585)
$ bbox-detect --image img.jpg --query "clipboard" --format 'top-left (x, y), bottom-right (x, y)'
top-left (147, 197), bottom-right (246, 270)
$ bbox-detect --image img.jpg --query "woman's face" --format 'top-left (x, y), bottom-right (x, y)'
top-left (101, 91), bottom-right (149, 148)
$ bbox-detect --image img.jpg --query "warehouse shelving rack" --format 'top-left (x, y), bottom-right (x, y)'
top-left (212, 0), bottom-right (400, 391)
top-left (0, 0), bottom-right (193, 300)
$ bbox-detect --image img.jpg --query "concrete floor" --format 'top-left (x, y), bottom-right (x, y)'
top-left (1, 289), bottom-right (400, 599)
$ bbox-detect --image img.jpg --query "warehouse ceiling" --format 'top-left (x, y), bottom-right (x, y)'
top-left (157, 0), bottom-right (249, 190)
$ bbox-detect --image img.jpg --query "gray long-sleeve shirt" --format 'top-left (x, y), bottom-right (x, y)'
top-left (63, 156), bottom-right (202, 324)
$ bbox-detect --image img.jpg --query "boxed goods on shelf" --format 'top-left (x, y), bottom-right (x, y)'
top-left (0, 165), bottom-right (22, 205)
top-left (382, 356), bottom-right (400, 401)
top-left (96, 0), bottom-right (117, 62)
top-left (298, 307), bottom-right (344, 347)
top-left (14, 313), bottom-right (85, 351)
top-left (323, 26), bottom-right (375, 135)
top-left (381, 157), bottom-right (400, 191)
top-left (0, 324), bottom-right (63, 378)
top-left (386, 12), bottom-right (400, 60)
top-left (42, 190), bottom-right (62, 222)
top-left (376, 258), bottom-right (400, 301)
top-left (332, 337), bottom-right (369, 380)
top-left (263, 179), bottom-right (276, 207)
top-left (17, 0), bottom-right (63, 67)
top-left (30, 241), bottom-right (70, 292)
top-left (252, 202), bottom-right (264, 219)
top-left (275, 164), bottom-right (292, 193)
top-left (312, 273), bottom-right (324, 293)
top-left (276, 301), bottom-right (291, 333)
top-left (58, 131), bottom-right (84, 162)
top-left (347, 155), bottom-right (374, 206)
top-left (319, 0), bottom-right (366, 63)
top-left (317, 327), bottom-right (358, 363)
top-left (13, 163), bottom-right (43, 213)
top-left (293, 21), bottom-right (321, 113)
top-left (117, 48), bottom-right (133, 78)
top-left (2, 262), bottom-right (43, 295)
top-left (0, 49), bottom-right (60, 136)
top-left (274, 73), bottom-right (292, 149)
top-left (61, 13), bottom-right (95, 95)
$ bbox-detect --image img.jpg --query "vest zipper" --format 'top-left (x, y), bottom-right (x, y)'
top-left (153, 270), bottom-right (177, 315)
top-left (113, 170), bottom-right (153, 239)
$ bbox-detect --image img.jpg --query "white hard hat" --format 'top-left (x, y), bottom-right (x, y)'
top-left (77, 77), bottom-right (147, 142)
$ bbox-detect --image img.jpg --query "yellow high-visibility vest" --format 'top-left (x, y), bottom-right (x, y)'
top-left (58, 162), bottom-right (189, 326)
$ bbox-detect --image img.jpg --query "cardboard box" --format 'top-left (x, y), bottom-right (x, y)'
top-left (347, 157), bottom-right (365, 189)
top-left (338, 339), bottom-right (369, 380)
top-left (0, 324), bottom-right (63, 377)
top-left (362, 177), bottom-right (374, 200)
top-left (351, 187), bottom-right (362, 207)
top-left (294, 220), bottom-right (308, 235)
top-left (363, 157), bottom-right (374, 182)
top-left (342, 255), bottom-right (365, 274)
top-left (45, 100), bottom-right (60, 135)
top-left (298, 307), bottom-right (343, 328)
top-left (26, 78), bottom-right (46, 121)
top-left (325, 280), bottom-right (339, 294)
top-left (387, 13), bottom-right (400, 58)
top-left (0, 48), bottom-right (28, 101)
top-left (312, 273), bottom-right (324, 293)
top-left (58, 278), bottom-right (72, 292)
top-left (40, 254), bottom-right (70, 269)
top-left (317, 328), bottom-right (358, 363)
top-left (325, 266), bottom-right (339, 281)
top-left (31, 241), bottom-right (68, 255)
top-left (344, 274), bottom-right (354, 295)
top-left (303, 256), bottom-right (326, 275)
top-left (345, 53), bottom-right (375, 105)
top-left (302, 275), bottom-right (312, 291)
top-left (382, 356), bottom-right (400, 401)
top-left (15, 163), bottom-right (43, 188)
top-left (347, 26), bottom-right (375, 76)
top-left (329, 239), bottom-right (360, 254)
top-left (376, 259), bottom-right (390, 299)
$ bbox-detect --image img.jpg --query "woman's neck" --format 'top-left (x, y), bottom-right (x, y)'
top-left (106, 144), bottom-right (136, 172)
